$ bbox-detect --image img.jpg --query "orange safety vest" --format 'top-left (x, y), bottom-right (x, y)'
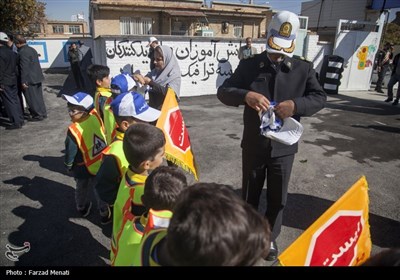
top-left (68, 109), bottom-right (107, 175)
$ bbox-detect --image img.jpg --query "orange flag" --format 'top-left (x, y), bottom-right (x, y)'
top-left (156, 88), bottom-right (199, 181)
top-left (279, 176), bottom-right (371, 266)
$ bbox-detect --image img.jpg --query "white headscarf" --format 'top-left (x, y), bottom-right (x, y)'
top-left (150, 45), bottom-right (181, 97)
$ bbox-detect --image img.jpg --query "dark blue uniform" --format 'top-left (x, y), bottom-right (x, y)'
top-left (0, 43), bottom-right (24, 129)
top-left (217, 51), bottom-right (326, 242)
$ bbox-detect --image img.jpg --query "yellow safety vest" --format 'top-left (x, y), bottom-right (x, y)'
top-left (113, 209), bottom-right (172, 266)
top-left (103, 96), bottom-right (117, 144)
top-left (68, 109), bottom-right (107, 175)
top-left (94, 87), bottom-right (112, 116)
top-left (132, 228), bottom-right (167, 266)
top-left (102, 130), bottom-right (128, 178)
top-left (111, 170), bottom-right (146, 263)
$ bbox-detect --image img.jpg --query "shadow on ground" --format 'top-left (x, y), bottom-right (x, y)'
top-left (4, 176), bottom-right (110, 266)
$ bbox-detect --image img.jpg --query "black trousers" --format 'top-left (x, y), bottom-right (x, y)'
top-left (71, 62), bottom-right (84, 90)
top-left (23, 83), bottom-right (47, 118)
top-left (1, 84), bottom-right (24, 126)
top-left (242, 149), bottom-right (294, 241)
top-left (375, 65), bottom-right (390, 90)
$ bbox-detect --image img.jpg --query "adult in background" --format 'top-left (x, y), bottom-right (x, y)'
top-left (238, 37), bottom-right (258, 60)
top-left (78, 40), bottom-right (95, 96)
top-left (375, 42), bottom-right (394, 93)
top-left (68, 43), bottom-right (84, 90)
top-left (134, 45), bottom-right (181, 110)
top-left (0, 32), bottom-right (24, 129)
top-left (217, 11), bottom-right (326, 261)
top-left (15, 34), bottom-right (47, 121)
top-left (385, 52), bottom-right (400, 106)
top-left (147, 36), bottom-right (159, 71)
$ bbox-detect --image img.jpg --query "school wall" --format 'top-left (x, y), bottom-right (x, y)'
top-left (33, 35), bottom-right (327, 97)
top-left (26, 38), bottom-right (94, 69)
top-left (97, 36), bottom-right (266, 97)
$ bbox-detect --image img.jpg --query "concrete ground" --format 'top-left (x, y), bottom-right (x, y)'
top-left (0, 69), bottom-right (399, 266)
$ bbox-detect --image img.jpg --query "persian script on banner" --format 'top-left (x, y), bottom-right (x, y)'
top-left (156, 88), bottom-right (199, 180)
top-left (279, 176), bottom-right (371, 266)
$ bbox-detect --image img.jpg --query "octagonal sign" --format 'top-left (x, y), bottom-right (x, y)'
top-left (164, 107), bottom-right (190, 153)
top-left (305, 210), bottom-right (364, 266)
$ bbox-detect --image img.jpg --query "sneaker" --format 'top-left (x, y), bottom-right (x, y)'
top-left (393, 99), bottom-right (399, 106)
top-left (78, 202), bottom-right (92, 217)
top-left (384, 98), bottom-right (393, 102)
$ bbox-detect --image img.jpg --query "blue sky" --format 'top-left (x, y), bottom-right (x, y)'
top-left (42, 0), bottom-right (398, 22)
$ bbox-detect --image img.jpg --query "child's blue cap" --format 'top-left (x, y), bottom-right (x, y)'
top-left (111, 73), bottom-right (135, 95)
top-left (62, 92), bottom-right (93, 110)
top-left (110, 92), bottom-right (160, 122)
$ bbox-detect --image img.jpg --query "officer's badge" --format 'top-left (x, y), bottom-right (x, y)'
top-left (279, 22), bottom-right (292, 38)
top-left (259, 62), bottom-right (264, 68)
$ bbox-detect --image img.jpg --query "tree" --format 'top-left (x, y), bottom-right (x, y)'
top-left (0, 0), bottom-right (46, 35)
top-left (383, 22), bottom-right (400, 46)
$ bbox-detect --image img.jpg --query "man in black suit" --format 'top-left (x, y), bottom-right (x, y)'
top-left (217, 11), bottom-right (326, 261)
top-left (15, 35), bottom-right (47, 121)
top-left (0, 32), bottom-right (24, 129)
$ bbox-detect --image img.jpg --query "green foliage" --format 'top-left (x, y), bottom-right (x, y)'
top-left (383, 23), bottom-right (400, 46)
top-left (0, 0), bottom-right (46, 34)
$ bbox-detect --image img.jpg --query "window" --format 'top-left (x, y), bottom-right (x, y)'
top-left (172, 21), bottom-right (188, 36)
top-left (120, 17), bottom-right (152, 35)
top-left (53, 25), bottom-right (64, 34)
top-left (299, 16), bottom-right (308, 30)
top-left (69, 25), bottom-right (81, 34)
top-left (233, 23), bottom-right (242, 38)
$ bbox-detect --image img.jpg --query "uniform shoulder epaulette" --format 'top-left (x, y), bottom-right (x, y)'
top-left (292, 55), bottom-right (311, 63)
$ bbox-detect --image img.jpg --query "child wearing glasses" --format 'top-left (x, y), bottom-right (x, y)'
top-left (63, 92), bottom-right (109, 220)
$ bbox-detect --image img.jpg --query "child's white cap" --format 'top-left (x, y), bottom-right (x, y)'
top-left (62, 92), bottom-right (93, 110)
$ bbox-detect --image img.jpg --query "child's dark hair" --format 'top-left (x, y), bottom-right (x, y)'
top-left (114, 116), bottom-right (142, 125)
top-left (123, 123), bottom-right (165, 169)
top-left (87, 64), bottom-right (110, 85)
top-left (143, 166), bottom-right (187, 211)
top-left (166, 183), bottom-right (271, 266)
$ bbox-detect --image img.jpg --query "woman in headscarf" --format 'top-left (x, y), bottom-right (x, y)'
top-left (134, 45), bottom-right (181, 110)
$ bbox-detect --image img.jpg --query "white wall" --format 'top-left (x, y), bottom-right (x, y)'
top-left (104, 38), bottom-right (266, 97)
top-left (33, 36), bottom-right (330, 97)
top-left (27, 38), bottom-right (94, 69)
top-left (305, 34), bottom-right (334, 73)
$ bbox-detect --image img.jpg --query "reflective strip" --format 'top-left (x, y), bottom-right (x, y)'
top-left (324, 83), bottom-right (338, 90)
top-left (326, 73), bottom-right (339, 79)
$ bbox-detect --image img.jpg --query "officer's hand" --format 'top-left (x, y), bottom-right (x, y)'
top-left (274, 100), bottom-right (296, 119)
top-left (245, 91), bottom-right (270, 112)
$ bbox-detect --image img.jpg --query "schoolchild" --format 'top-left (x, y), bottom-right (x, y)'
top-left (111, 123), bottom-right (165, 262)
top-left (114, 166), bottom-right (187, 266)
top-left (63, 92), bottom-right (109, 220)
top-left (95, 91), bottom-right (160, 225)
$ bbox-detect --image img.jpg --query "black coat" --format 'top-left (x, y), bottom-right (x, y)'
top-left (217, 51), bottom-right (326, 157)
top-left (0, 45), bottom-right (17, 86)
top-left (17, 44), bottom-right (44, 85)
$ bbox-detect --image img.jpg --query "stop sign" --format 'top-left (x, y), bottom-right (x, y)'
top-left (164, 107), bottom-right (190, 153)
top-left (305, 211), bottom-right (364, 266)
